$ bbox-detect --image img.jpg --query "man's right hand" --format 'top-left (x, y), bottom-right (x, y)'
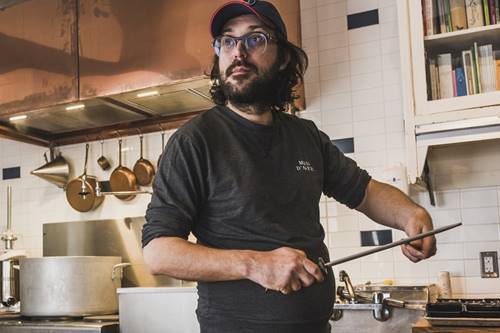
top-left (246, 247), bottom-right (325, 294)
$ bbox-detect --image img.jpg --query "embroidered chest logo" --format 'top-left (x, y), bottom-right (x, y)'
top-left (296, 160), bottom-right (315, 172)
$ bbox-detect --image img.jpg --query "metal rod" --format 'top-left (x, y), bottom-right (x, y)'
top-left (6, 186), bottom-right (12, 231)
top-left (320, 222), bottom-right (462, 269)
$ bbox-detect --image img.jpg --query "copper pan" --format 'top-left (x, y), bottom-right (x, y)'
top-left (133, 135), bottom-right (155, 186)
top-left (66, 143), bottom-right (104, 212)
top-left (110, 139), bottom-right (137, 201)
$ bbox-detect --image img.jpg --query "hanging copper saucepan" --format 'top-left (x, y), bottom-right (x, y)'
top-left (66, 143), bottom-right (104, 212)
top-left (133, 135), bottom-right (155, 186)
top-left (109, 139), bottom-right (137, 201)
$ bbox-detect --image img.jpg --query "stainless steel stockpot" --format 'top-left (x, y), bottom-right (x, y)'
top-left (20, 256), bottom-right (129, 317)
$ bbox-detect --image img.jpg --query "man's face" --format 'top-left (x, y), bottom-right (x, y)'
top-left (217, 14), bottom-right (281, 108)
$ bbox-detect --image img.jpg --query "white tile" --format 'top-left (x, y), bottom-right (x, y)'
top-left (319, 62), bottom-right (350, 80)
top-left (430, 209), bottom-right (461, 227)
top-left (461, 225), bottom-right (500, 242)
top-left (378, 0), bottom-right (396, 7)
top-left (382, 51), bottom-right (401, 70)
top-left (308, 51), bottom-right (319, 67)
top-left (384, 100), bottom-right (403, 117)
top-left (350, 56), bottom-right (382, 76)
top-left (322, 123), bottom-right (354, 139)
top-left (326, 200), bottom-right (355, 216)
top-left (320, 77), bottom-right (352, 95)
top-left (394, 261), bottom-right (429, 278)
top-left (378, 5), bottom-right (398, 23)
top-left (386, 149), bottom-right (406, 166)
top-left (464, 259), bottom-right (481, 277)
top-left (433, 191), bottom-right (461, 210)
top-left (348, 25), bottom-right (380, 45)
top-left (304, 65), bottom-right (320, 83)
top-left (380, 20), bottom-right (399, 39)
top-left (329, 231), bottom-right (360, 247)
top-left (348, 41), bottom-right (381, 60)
top-left (301, 7), bottom-right (318, 24)
top-left (385, 115), bottom-right (404, 133)
top-left (353, 118), bottom-right (386, 137)
top-left (360, 262), bottom-right (395, 279)
top-left (301, 0), bottom-right (317, 10)
top-left (318, 31), bottom-right (348, 50)
top-left (464, 241), bottom-right (500, 259)
top-left (346, 0), bottom-right (377, 14)
top-left (354, 134), bottom-right (386, 152)
top-left (316, 2), bottom-right (347, 21)
top-left (381, 37), bottom-right (400, 54)
top-left (428, 260), bottom-right (465, 277)
top-left (465, 277), bottom-right (500, 294)
top-left (319, 201), bottom-right (327, 218)
top-left (305, 81), bottom-right (321, 98)
top-left (449, 277), bottom-right (466, 296)
top-left (327, 215), bottom-right (360, 231)
top-left (329, 246), bottom-right (362, 261)
top-left (355, 151), bottom-right (387, 168)
top-left (322, 107), bottom-right (353, 125)
top-left (386, 132), bottom-right (405, 149)
top-left (302, 36), bottom-right (319, 53)
top-left (383, 84), bottom-right (403, 101)
top-left (321, 92), bottom-right (352, 109)
top-left (460, 188), bottom-right (498, 208)
top-left (352, 103), bottom-right (385, 122)
top-left (433, 243), bottom-right (464, 260)
top-left (318, 16), bottom-right (347, 35)
top-left (462, 207), bottom-right (499, 225)
top-left (298, 110), bottom-right (322, 125)
top-left (350, 72), bottom-right (383, 91)
top-left (382, 68), bottom-right (401, 86)
top-left (351, 87), bottom-right (384, 106)
top-left (319, 47), bottom-right (349, 65)
top-left (301, 20), bottom-right (318, 39)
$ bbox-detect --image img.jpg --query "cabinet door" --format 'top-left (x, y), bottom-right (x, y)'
top-left (0, 0), bottom-right (78, 116)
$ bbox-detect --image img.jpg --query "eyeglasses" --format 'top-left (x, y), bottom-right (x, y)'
top-left (212, 31), bottom-right (276, 57)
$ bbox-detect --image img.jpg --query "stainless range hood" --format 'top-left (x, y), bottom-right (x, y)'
top-left (0, 0), bottom-right (303, 147)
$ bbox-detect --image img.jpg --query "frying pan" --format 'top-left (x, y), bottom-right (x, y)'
top-left (110, 139), bottom-right (137, 201)
top-left (66, 143), bottom-right (104, 212)
top-left (133, 135), bottom-right (155, 186)
top-left (157, 131), bottom-right (165, 168)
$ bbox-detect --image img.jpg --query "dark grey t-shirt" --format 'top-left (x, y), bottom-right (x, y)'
top-left (143, 106), bottom-right (371, 331)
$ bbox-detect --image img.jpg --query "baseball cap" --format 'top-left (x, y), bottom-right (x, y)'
top-left (210, 0), bottom-right (288, 39)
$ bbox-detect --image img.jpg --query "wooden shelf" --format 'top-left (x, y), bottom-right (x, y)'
top-left (424, 24), bottom-right (500, 54)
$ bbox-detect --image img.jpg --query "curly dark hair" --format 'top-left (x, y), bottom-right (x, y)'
top-left (209, 34), bottom-right (308, 112)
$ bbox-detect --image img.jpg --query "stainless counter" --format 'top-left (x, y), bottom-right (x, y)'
top-left (0, 315), bottom-right (119, 332)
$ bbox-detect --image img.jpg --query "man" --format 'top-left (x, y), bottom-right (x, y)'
top-left (142, 1), bottom-right (436, 332)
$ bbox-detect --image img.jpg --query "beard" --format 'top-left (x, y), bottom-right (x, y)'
top-left (220, 58), bottom-right (282, 114)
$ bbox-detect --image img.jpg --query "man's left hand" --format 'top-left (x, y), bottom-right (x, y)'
top-left (401, 208), bottom-right (437, 262)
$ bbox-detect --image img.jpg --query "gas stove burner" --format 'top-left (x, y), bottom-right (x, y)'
top-left (427, 298), bottom-right (500, 318)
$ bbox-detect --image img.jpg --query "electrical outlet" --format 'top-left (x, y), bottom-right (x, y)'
top-left (480, 251), bottom-right (499, 278)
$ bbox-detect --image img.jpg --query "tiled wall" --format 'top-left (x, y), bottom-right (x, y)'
top-left (299, 0), bottom-right (500, 297)
top-left (0, 0), bottom-right (499, 298)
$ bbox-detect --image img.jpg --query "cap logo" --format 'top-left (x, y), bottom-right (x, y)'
top-left (244, 0), bottom-right (257, 6)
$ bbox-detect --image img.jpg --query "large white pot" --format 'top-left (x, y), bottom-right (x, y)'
top-left (20, 256), bottom-right (126, 317)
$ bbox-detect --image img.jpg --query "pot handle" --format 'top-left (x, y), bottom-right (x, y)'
top-left (112, 262), bottom-right (132, 280)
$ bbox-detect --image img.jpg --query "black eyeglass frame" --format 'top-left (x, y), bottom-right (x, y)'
top-left (212, 31), bottom-right (276, 57)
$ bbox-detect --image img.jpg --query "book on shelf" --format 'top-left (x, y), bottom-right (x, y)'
top-left (497, 0), bottom-right (500, 21)
top-left (466, 0), bottom-right (486, 28)
top-left (484, 0), bottom-right (491, 25)
top-left (450, 0), bottom-right (468, 30)
top-left (496, 59), bottom-right (500, 90)
top-left (438, 53), bottom-right (454, 98)
top-left (456, 67), bottom-right (468, 96)
top-left (489, 0), bottom-right (497, 23)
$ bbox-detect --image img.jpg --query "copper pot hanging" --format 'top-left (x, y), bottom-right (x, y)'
top-left (109, 139), bottom-right (137, 201)
top-left (66, 143), bottom-right (104, 212)
top-left (133, 135), bottom-right (155, 186)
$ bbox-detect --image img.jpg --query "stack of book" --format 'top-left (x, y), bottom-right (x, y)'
top-left (427, 43), bottom-right (500, 100)
top-left (423, 0), bottom-right (500, 36)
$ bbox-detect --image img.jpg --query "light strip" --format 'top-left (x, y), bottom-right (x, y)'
top-left (65, 104), bottom-right (85, 111)
top-left (9, 115), bottom-right (27, 121)
top-left (137, 91), bottom-right (159, 98)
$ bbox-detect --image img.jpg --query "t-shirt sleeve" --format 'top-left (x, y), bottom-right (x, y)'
top-left (142, 133), bottom-right (207, 247)
top-left (320, 130), bottom-right (371, 209)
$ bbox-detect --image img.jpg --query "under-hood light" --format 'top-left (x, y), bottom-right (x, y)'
top-left (9, 115), bottom-right (27, 122)
top-left (137, 90), bottom-right (159, 98)
top-left (65, 104), bottom-right (85, 111)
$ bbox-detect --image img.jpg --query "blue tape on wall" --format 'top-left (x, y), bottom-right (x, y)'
top-left (2, 167), bottom-right (21, 180)
top-left (360, 230), bottom-right (393, 247)
top-left (347, 9), bottom-right (379, 30)
top-left (332, 138), bottom-right (354, 154)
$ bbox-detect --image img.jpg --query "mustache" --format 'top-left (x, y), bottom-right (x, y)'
top-left (226, 60), bottom-right (257, 76)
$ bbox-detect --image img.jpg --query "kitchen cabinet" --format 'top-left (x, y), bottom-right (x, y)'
top-left (396, 1), bottom-right (500, 184)
top-left (412, 319), bottom-right (500, 332)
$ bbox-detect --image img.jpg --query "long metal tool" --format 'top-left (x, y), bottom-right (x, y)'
top-left (318, 222), bottom-right (462, 273)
